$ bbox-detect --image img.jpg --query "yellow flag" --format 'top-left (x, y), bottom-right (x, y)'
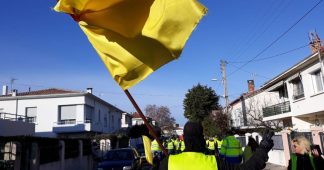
top-left (54, 0), bottom-right (207, 89)
top-left (142, 135), bottom-right (153, 165)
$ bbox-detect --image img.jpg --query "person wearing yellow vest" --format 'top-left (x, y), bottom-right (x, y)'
top-left (158, 121), bottom-right (275, 170)
top-left (151, 139), bottom-right (162, 158)
top-left (206, 137), bottom-right (216, 155)
top-left (288, 135), bottom-right (324, 170)
top-left (219, 130), bottom-right (243, 165)
top-left (173, 136), bottom-right (180, 154)
top-left (179, 139), bottom-right (185, 152)
top-left (214, 137), bottom-right (223, 155)
top-left (165, 138), bottom-right (175, 155)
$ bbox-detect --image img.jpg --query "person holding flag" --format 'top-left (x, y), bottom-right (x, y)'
top-left (54, 0), bottom-right (208, 156)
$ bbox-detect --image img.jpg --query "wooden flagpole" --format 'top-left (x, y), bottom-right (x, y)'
top-left (124, 89), bottom-right (168, 156)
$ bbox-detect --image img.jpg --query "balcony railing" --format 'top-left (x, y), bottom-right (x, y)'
top-left (262, 101), bottom-right (291, 117)
top-left (56, 119), bottom-right (76, 125)
top-left (0, 112), bottom-right (35, 123)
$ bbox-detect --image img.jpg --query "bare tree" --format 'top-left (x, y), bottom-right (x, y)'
top-left (145, 104), bottom-right (176, 131)
top-left (243, 95), bottom-right (283, 131)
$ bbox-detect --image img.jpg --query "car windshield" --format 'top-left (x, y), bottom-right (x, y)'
top-left (105, 149), bottom-right (134, 161)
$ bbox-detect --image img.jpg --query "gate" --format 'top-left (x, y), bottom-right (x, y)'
top-left (320, 132), bottom-right (324, 154)
top-left (0, 142), bottom-right (15, 170)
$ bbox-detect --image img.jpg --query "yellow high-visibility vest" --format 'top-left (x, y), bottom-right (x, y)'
top-left (151, 140), bottom-right (161, 152)
top-left (207, 140), bottom-right (215, 150)
top-left (169, 152), bottom-right (218, 170)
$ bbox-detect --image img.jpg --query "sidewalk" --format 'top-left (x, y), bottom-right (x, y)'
top-left (264, 163), bottom-right (286, 170)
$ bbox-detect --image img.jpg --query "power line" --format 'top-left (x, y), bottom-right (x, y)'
top-left (228, 44), bottom-right (308, 63)
top-left (229, 0), bottom-right (286, 58)
top-left (234, 0), bottom-right (294, 60)
top-left (228, 0), bottom-right (323, 77)
top-left (227, 63), bottom-right (270, 80)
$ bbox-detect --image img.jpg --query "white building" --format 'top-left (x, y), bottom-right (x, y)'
top-left (131, 112), bottom-right (156, 126)
top-left (121, 112), bottom-right (132, 128)
top-left (229, 87), bottom-right (279, 129)
top-left (0, 87), bottom-right (126, 137)
top-left (262, 50), bottom-right (324, 131)
top-left (230, 49), bottom-right (324, 131)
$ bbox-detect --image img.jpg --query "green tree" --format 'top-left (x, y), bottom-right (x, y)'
top-left (183, 84), bottom-right (221, 122)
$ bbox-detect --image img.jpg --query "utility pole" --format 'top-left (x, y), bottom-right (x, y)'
top-left (220, 60), bottom-right (229, 114)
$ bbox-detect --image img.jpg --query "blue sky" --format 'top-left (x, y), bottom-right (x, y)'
top-left (1, 0), bottom-right (324, 126)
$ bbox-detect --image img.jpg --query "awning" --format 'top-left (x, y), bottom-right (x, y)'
top-left (266, 80), bottom-right (284, 92)
top-left (286, 72), bottom-right (300, 82)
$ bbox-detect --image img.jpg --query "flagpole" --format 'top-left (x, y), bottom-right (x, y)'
top-left (124, 89), bottom-right (168, 156)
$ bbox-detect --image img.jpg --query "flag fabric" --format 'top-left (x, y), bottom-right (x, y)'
top-left (54, 0), bottom-right (207, 90)
top-left (142, 135), bottom-right (153, 165)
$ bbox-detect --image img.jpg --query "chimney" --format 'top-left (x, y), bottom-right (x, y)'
top-left (309, 31), bottom-right (323, 54)
top-left (12, 89), bottom-right (17, 96)
top-left (2, 85), bottom-right (8, 95)
top-left (86, 88), bottom-right (93, 94)
top-left (247, 80), bottom-right (254, 93)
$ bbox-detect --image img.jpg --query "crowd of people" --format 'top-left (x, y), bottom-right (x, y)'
top-left (149, 121), bottom-right (324, 170)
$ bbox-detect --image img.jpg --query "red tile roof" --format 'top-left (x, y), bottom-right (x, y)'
top-left (0, 88), bottom-right (79, 97)
top-left (131, 112), bottom-right (142, 118)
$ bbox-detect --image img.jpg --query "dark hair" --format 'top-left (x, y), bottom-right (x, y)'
top-left (248, 137), bottom-right (259, 152)
top-left (183, 121), bottom-right (206, 153)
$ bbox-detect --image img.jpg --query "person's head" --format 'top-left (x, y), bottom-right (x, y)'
top-left (183, 121), bottom-right (206, 152)
top-left (226, 128), bottom-right (236, 136)
top-left (247, 137), bottom-right (259, 152)
top-left (292, 136), bottom-right (311, 154)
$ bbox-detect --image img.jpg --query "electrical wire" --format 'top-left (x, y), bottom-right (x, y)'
top-left (228, 0), bottom-right (323, 77)
top-left (228, 44), bottom-right (308, 63)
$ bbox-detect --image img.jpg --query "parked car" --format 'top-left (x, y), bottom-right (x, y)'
top-left (97, 148), bottom-right (142, 170)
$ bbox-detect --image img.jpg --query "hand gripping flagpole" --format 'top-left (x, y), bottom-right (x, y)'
top-left (124, 89), bottom-right (168, 156)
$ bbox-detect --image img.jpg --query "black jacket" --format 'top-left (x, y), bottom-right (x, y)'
top-left (287, 153), bottom-right (324, 170)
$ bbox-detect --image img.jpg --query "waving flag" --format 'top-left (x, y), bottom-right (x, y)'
top-left (54, 0), bottom-right (207, 90)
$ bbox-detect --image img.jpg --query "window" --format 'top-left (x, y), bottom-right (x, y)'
top-left (104, 114), bottom-right (108, 127)
top-left (59, 105), bottom-right (77, 124)
top-left (111, 115), bottom-right (114, 128)
top-left (291, 77), bottom-right (304, 100)
top-left (312, 70), bottom-right (324, 93)
top-left (85, 105), bottom-right (94, 123)
top-left (26, 107), bottom-right (37, 123)
top-left (98, 110), bottom-right (101, 122)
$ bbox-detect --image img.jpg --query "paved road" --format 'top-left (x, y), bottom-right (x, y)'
top-left (264, 163), bottom-right (286, 170)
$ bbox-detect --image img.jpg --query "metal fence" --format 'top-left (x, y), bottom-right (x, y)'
top-left (236, 136), bottom-right (246, 147)
top-left (271, 135), bottom-right (284, 150)
top-left (320, 132), bottom-right (324, 154)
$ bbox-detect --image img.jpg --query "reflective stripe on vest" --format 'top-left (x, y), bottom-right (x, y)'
top-left (220, 136), bottom-right (242, 157)
top-left (167, 141), bottom-right (174, 150)
top-left (151, 140), bottom-right (161, 151)
top-left (291, 153), bottom-right (316, 170)
top-left (169, 152), bottom-right (218, 170)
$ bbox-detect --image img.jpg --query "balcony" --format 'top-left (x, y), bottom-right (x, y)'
top-left (0, 112), bottom-right (35, 123)
top-left (262, 101), bottom-right (291, 117)
top-left (53, 120), bottom-right (91, 133)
